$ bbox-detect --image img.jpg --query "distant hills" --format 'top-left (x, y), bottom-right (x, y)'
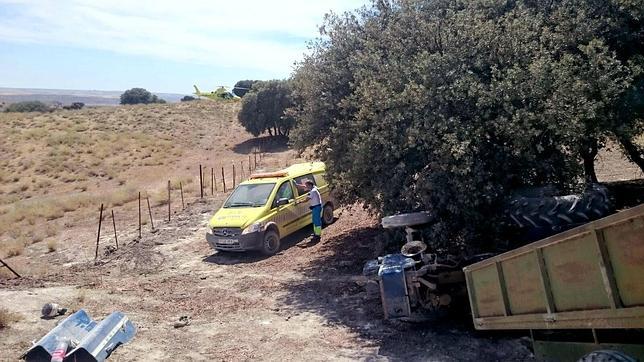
top-left (0, 87), bottom-right (187, 106)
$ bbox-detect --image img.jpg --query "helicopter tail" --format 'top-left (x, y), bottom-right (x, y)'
top-left (193, 85), bottom-right (201, 95)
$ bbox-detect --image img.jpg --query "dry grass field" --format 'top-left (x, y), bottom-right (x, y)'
top-left (0, 100), bottom-right (299, 275)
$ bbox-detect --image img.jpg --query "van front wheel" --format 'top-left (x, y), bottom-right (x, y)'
top-left (261, 230), bottom-right (280, 256)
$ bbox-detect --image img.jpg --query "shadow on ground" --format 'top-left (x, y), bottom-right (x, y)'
top-left (202, 226), bottom-right (312, 265)
top-left (232, 135), bottom-right (289, 155)
top-left (605, 178), bottom-right (644, 209)
top-left (276, 224), bottom-right (533, 361)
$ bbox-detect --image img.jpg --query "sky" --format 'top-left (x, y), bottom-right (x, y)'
top-left (0, 0), bottom-right (366, 94)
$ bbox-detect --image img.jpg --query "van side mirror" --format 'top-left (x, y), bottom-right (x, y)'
top-left (276, 198), bottom-right (290, 206)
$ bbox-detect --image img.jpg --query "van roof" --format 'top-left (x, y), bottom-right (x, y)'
top-left (241, 161), bottom-right (325, 185)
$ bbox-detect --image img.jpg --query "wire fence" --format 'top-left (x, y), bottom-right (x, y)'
top-left (90, 147), bottom-right (273, 263)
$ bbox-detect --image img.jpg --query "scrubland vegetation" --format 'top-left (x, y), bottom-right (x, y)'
top-left (0, 100), bottom-right (242, 258)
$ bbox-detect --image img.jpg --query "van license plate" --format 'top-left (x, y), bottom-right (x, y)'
top-left (218, 238), bottom-right (237, 245)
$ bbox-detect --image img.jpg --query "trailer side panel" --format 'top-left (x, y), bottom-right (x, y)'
top-left (465, 204), bottom-right (644, 330)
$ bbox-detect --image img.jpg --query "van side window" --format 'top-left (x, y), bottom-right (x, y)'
top-left (273, 181), bottom-right (294, 208)
top-left (292, 174), bottom-right (315, 197)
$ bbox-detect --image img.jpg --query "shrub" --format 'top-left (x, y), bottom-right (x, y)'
top-left (109, 187), bottom-right (137, 207)
top-left (0, 308), bottom-right (21, 329)
top-left (150, 95), bottom-right (166, 104)
top-left (120, 88), bottom-right (151, 105)
top-left (232, 80), bottom-right (258, 97)
top-left (238, 80), bottom-right (294, 137)
top-left (180, 96), bottom-right (196, 102)
top-left (5, 101), bottom-right (49, 113)
top-left (120, 88), bottom-right (166, 105)
top-left (46, 239), bottom-right (57, 252)
top-left (63, 102), bottom-right (85, 110)
top-left (30, 230), bottom-right (45, 244)
top-left (3, 239), bottom-right (25, 257)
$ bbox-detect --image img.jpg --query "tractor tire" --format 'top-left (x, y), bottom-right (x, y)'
top-left (322, 203), bottom-right (334, 225)
top-left (261, 229), bottom-right (280, 256)
top-left (577, 350), bottom-right (637, 362)
top-left (506, 184), bottom-right (614, 233)
top-left (381, 212), bottom-right (432, 229)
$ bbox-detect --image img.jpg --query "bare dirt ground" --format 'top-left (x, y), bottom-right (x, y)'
top-left (596, 140), bottom-right (644, 182)
top-left (0, 199), bottom-right (532, 361)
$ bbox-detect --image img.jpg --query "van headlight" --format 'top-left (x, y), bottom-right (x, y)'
top-left (242, 222), bottom-right (264, 235)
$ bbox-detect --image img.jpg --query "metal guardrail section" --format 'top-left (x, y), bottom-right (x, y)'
top-left (23, 309), bottom-right (136, 361)
top-left (464, 203), bottom-right (644, 330)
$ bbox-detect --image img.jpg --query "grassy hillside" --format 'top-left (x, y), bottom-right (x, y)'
top-left (0, 100), bottom-right (254, 260)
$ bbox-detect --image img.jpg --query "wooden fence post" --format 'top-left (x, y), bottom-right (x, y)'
top-left (95, 203), bottom-right (104, 261)
top-left (211, 168), bottom-right (214, 195)
top-left (199, 164), bottom-right (204, 198)
top-left (111, 209), bottom-right (118, 249)
top-left (167, 180), bottom-right (171, 222)
top-left (222, 167), bottom-right (226, 192)
top-left (146, 196), bottom-right (155, 232)
top-left (248, 154), bottom-right (251, 172)
top-left (180, 182), bottom-right (185, 209)
top-left (138, 192), bottom-right (142, 238)
top-left (232, 164), bottom-right (236, 189)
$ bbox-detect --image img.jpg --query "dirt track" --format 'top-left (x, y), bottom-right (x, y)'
top-left (0, 198), bottom-right (532, 361)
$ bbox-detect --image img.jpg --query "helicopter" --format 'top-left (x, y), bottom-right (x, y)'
top-left (193, 85), bottom-right (236, 100)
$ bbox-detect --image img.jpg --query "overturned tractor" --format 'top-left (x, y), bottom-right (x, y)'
top-left (364, 184), bottom-right (615, 320)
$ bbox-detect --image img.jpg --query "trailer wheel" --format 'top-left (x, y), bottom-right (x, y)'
top-left (577, 350), bottom-right (637, 362)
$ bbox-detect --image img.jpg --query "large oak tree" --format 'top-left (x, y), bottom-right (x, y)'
top-left (290, 0), bottom-right (644, 252)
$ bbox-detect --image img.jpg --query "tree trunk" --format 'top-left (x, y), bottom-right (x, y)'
top-left (581, 138), bottom-right (598, 183)
top-left (617, 134), bottom-right (644, 174)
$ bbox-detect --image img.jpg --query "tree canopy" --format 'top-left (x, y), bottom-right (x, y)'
top-left (290, 0), bottom-right (644, 252)
top-left (5, 101), bottom-right (50, 113)
top-left (238, 80), bottom-right (295, 137)
top-left (120, 88), bottom-right (166, 105)
top-left (232, 80), bottom-right (259, 97)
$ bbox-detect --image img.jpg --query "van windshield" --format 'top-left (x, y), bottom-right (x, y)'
top-left (223, 183), bottom-right (276, 208)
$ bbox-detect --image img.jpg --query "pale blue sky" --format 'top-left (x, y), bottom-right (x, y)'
top-left (0, 1), bottom-right (366, 94)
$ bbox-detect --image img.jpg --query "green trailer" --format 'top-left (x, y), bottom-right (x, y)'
top-left (464, 203), bottom-right (644, 361)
